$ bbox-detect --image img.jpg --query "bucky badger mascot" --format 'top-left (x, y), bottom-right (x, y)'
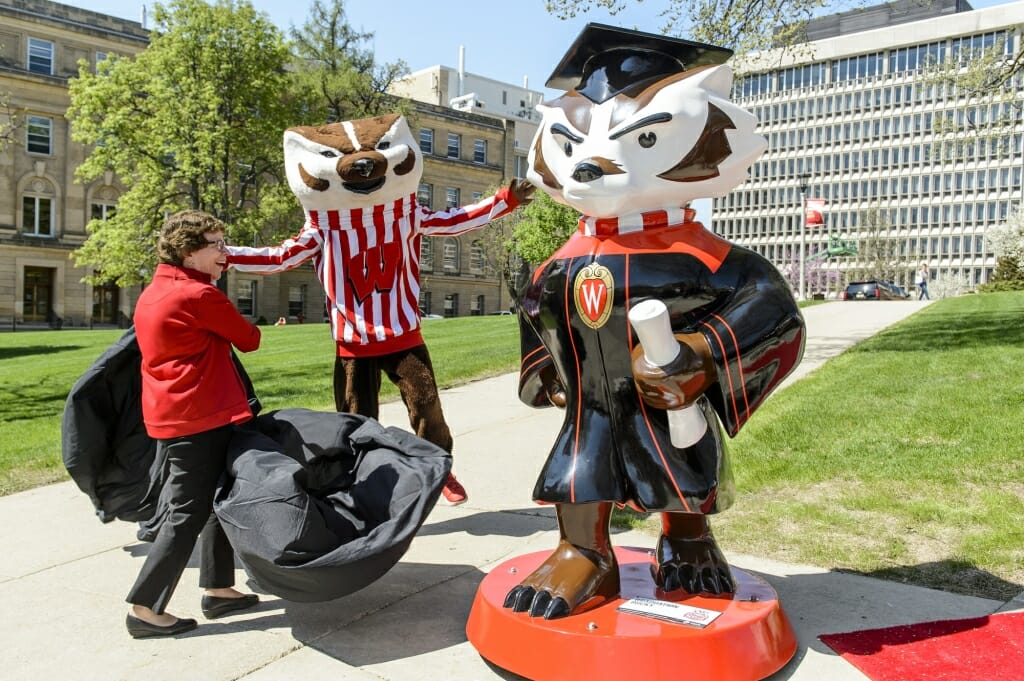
top-left (505, 24), bottom-right (805, 619)
top-left (227, 114), bottom-right (532, 504)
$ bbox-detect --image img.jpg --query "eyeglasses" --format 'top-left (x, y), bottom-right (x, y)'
top-left (203, 238), bottom-right (228, 251)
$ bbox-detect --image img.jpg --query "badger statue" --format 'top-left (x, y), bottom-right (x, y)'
top-left (506, 23), bottom-right (806, 620)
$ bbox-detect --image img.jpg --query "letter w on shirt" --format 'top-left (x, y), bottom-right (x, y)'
top-left (348, 241), bottom-right (401, 303)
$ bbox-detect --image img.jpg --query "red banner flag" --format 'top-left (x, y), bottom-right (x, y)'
top-left (805, 198), bottom-right (826, 227)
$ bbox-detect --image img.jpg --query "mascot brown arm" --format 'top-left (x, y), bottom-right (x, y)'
top-left (631, 332), bottom-right (717, 410)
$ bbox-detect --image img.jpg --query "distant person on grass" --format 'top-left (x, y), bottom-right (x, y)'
top-left (126, 210), bottom-right (261, 639)
top-left (916, 263), bottom-right (930, 300)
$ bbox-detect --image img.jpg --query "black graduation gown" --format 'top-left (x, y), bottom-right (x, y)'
top-left (516, 221), bottom-right (804, 514)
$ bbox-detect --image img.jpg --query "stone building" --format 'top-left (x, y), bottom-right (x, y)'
top-left (0, 0), bottom-right (528, 329)
top-left (0, 0), bottom-right (148, 328)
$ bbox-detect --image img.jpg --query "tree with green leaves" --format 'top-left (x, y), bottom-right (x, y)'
top-left (545, 0), bottom-right (834, 60)
top-left (287, 0), bottom-right (409, 124)
top-left (470, 190), bottom-right (579, 306)
top-left (981, 208), bottom-right (1024, 292)
top-left (67, 0), bottom-right (296, 286)
top-left (923, 32), bottom-right (1022, 147)
top-left (508, 191), bottom-right (580, 265)
top-left (848, 207), bottom-right (904, 284)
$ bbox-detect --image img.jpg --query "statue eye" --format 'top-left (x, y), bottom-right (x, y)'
top-left (639, 132), bottom-right (657, 149)
top-left (377, 141), bottom-right (391, 150)
top-left (319, 150), bottom-right (338, 158)
top-left (563, 141), bottom-right (573, 156)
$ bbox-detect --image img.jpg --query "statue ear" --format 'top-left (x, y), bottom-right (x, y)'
top-left (689, 64), bottom-right (733, 99)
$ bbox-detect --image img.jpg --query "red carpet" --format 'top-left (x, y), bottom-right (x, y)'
top-left (820, 611), bottom-right (1024, 681)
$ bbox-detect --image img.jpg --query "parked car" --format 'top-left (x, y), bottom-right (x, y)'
top-left (841, 280), bottom-right (903, 301)
top-left (418, 308), bottom-right (443, 319)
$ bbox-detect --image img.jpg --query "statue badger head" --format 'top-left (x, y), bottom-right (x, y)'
top-left (283, 113), bottom-right (421, 212)
top-left (528, 24), bottom-right (766, 219)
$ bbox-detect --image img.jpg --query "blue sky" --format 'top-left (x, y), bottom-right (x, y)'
top-left (63, 0), bottom-right (1013, 100)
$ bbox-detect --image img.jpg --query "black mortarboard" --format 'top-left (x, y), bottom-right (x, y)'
top-left (545, 23), bottom-right (733, 103)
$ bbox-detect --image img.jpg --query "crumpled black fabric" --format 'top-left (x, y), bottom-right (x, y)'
top-left (61, 331), bottom-right (451, 602)
top-left (61, 328), bottom-right (163, 525)
top-left (217, 409), bottom-right (450, 602)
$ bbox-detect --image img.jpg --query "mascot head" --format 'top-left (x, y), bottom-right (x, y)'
top-left (283, 113), bottom-right (422, 212)
top-left (527, 24), bottom-right (766, 219)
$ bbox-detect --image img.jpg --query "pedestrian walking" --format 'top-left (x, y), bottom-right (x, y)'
top-left (915, 263), bottom-right (930, 300)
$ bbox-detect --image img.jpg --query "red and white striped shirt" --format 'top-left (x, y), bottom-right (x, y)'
top-left (227, 188), bottom-right (520, 357)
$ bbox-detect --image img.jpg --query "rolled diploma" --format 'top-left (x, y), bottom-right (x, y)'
top-left (628, 299), bottom-right (708, 448)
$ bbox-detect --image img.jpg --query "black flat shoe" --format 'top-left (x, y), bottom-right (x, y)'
top-left (201, 593), bottom-right (260, 619)
top-left (126, 613), bottom-right (197, 639)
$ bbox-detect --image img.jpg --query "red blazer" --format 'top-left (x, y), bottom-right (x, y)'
top-left (134, 264), bottom-right (261, 439)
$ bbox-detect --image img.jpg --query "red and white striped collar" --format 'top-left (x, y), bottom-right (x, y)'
top-left (306, 193), bottom-right (417, 228)
top-left (579, 207), bottom-right (698, 237)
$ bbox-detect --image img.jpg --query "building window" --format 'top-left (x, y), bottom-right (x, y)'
top-left (470, 241), bottom-right (485, 274)
top-left (473, 139), bottom-right (487, 164)
top-left (515, 155), bottom-right (529, 178)
top-left (23, 196), bottom-right (54, 236)
top-left (418, 182), bottom-right (433, 209)
top-left (447, 133), bottom-right (461, 159)
top-left (443, 237), bottom-right (459, 273)
top-left (443, 292), bottom-right (459, 318)
top-left (419, 128), bottom-right (433, 154)
top-left (471, 294), bottom-right (484, 316)
top-left (23, 267), bottom-right (54, 321)
top-left (28, 38), bottom-right (54, 75)
top-left (419, 291), bottom-right (432, 316)
top-left (445, 187), bottom-right (460, 208)
top-left (288, 285), bottom-right (306, 319)
top-left (420, 237), bottom-right (434, 270)
top-left (26, 116), bottom-right (52, 155)
top-left (91, 202), bottom-right (116, 221)
top-left (237, 280), bottom-right (256, 316)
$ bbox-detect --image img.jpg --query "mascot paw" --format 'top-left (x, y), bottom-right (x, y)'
top-left (655, 532), bottom-right (736, 595)
top-left (509, 178), bottom-right (537, 205)
top-left (500, 540), bottom-right (619, 619)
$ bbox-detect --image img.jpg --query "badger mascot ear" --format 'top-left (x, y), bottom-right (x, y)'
top-left (690, 62), bottom-right (733, 98)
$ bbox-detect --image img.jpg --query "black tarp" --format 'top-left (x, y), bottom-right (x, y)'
top-left (61, 330), bottom-right (451, 602)
top-left (218, 409), bottom-right (450, 601)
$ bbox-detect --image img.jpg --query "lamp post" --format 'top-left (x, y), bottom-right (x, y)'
top-left (797, 173), bottom-right (811, 301)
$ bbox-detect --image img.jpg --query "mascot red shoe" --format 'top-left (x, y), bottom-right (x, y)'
top-left (227, 113), bottom-right (532, 504)
top-left (467, 24), bottom-right (805, 681)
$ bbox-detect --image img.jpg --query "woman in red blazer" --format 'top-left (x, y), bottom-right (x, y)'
top-left (125, 210), bottom-right (262, 638)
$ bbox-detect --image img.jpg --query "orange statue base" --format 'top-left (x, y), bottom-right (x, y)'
top-left (466, 546), bottom-right (797, 681)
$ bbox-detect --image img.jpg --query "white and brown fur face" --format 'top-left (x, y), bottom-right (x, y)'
top-left (283, 113), bottom-right (422, 212)
top-left (527, 64), bottom-right (766, 219)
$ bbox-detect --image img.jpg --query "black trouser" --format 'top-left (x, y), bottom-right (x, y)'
top-left (126, 424), bottom-right (236, 614)
top-left (333, 345), bottom-right (454, 453)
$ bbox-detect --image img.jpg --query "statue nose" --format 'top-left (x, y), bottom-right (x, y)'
top-left (353, 158), bottom-right (375, 178)
top-left (571, 161), bottom-right (603, 183)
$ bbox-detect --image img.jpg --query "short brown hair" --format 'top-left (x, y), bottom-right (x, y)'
top-left (156, 210), bottom-right (226, 265)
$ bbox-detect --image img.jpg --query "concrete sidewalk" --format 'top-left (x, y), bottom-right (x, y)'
top-left (3, 300), bottom-right (1012, 681)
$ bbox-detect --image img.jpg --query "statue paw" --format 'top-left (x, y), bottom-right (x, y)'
top-left (655, 533), bottom-right (735, 595)
top-left (502, 541), bottom-right (619, 619)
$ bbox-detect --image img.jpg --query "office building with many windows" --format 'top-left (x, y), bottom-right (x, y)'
top-left (716, 0), bottom-right (1024, 297)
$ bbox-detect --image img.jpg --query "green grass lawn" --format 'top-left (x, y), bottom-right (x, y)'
top-left (0, 315), bottom-right (519, 495)
top-left (2, 293), bottom-right (1022, 600)
top-left (685, 291), bottom-right (1024, 600)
